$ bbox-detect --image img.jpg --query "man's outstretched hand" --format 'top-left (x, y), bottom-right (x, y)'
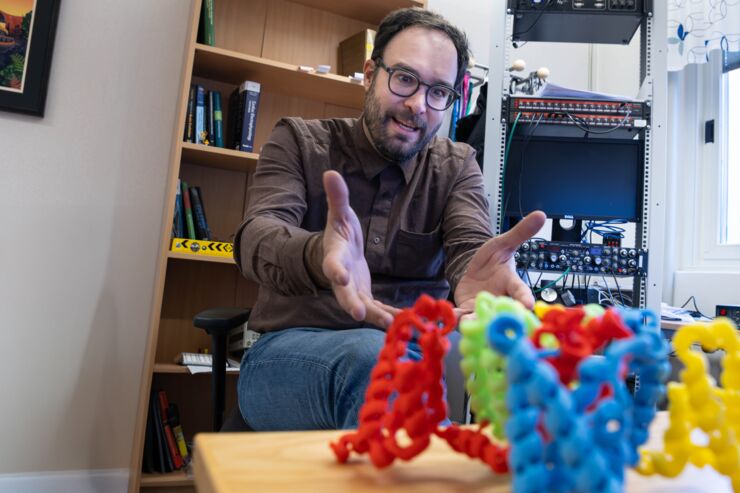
top-left (454, 211), bottom-right (547, 315)
top-left (321, 171), bottom-right (397, 328)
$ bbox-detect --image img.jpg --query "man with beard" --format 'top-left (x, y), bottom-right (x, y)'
top-left (233, 8), bottom-right (546, 431)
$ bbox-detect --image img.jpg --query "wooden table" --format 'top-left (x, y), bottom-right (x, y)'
top-left (193, 412), bottom-right (732, 493)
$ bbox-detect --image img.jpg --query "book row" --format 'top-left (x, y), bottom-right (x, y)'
top-left (173, 179), bottom-right (210, 241)
top-left (183, 81), bottom-right (261, 154)
top-left (142, 389), bottom-right (189, 474)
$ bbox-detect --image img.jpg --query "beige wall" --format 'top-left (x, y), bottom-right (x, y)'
top-left (0, 0), bottom-right (190, 477)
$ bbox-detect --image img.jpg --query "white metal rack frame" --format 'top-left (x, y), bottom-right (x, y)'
top-left (482, 2), bottom-right (668, 312)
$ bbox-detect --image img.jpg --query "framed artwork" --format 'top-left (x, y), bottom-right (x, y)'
top-left (0, 0), bottom-right (60, 116)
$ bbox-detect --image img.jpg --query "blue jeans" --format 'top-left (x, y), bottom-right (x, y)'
top-left (237, 327), bottom-right (426, 431)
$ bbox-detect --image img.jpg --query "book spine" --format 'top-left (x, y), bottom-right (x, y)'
top-left (189, 186), bottom-right (211, 241)
top-left (195, 85), bottom-right (206, 145)
top-left (172, 179), bottom-right (184, 238)
top-left (181, 181), bottom-right (196, 240)
top-left (239, 81), bottom-right (261, 153)
top-left (207, 90), bottom-right (215, 146)
top-left (202, 0), bottom-right (215, 46)
top-left (167, 403), bottom-right (190, 461)
top-left (229, 86), bottom-right (244, 150)
top-left (157, 391), bottom-right (184, 470)
top-left (213, 91), bottom-right (224, 148)
top-left (150, 392), bottom-right (171, 472)
top-left (184, 85), bottom-right (195, 143)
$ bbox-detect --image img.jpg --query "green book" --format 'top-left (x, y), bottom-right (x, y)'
top-left (181, 181), bottom-right (196, 240)
top-left (199, 0), bottom-right (215, 46)
top-left (213, 91), bottom-right (224, 147)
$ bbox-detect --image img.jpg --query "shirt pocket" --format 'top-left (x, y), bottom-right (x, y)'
top-left (394, 224), bottom-right (444, 279)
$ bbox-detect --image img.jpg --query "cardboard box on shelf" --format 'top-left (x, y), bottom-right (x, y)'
top-left (338, 29), bottom-right (376, 77)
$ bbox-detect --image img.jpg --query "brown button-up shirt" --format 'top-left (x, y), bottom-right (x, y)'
top-left (234, 117), bottom-right (492, 332)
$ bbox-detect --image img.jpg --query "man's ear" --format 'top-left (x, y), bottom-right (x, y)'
top-left (362, 58), bottom-right (376, 91)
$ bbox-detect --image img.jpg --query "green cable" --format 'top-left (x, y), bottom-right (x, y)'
top-left (499, 112), bottom-right (521, 232)
top-left (533, 267), bottom-right (572, 294)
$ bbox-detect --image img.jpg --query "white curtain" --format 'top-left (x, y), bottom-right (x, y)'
top-left (668, 0), bottom-right (740, 71)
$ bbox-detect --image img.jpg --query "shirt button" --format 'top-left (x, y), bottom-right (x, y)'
top-left (373, 236), bottom-right (381, 244)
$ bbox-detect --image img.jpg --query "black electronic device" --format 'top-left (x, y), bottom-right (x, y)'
top-left (502, 135), bottom-right (644, 221)
top-left (507, 96), bottom-right (650, 131)
top-left (515, 240), bottom-right (648, 277)
top-left (716, 305), bottom-right (740, 326)
top-left (508, 0), bottom-right (650, 44)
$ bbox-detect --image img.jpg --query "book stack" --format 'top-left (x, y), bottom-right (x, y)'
top-left (142, 390), bottom-right (189, 473)
top-left (184, 85), bottom-right (224, 147)
top-left (172, 179), bottom-right (210, 241)
top-left (228, 80), bottom-right (261, 153)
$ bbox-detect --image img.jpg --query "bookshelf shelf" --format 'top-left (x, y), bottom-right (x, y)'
top-left (154, 363), bottom-right (241, 375)
top-left (193, 44), bottom-right (365, 109)
top-left (154, 363), bottom-right (190, 374)
top-left (289, 0), bottom-right (424, 24)
top-left (140, 470), bottom-right (192, 488)
top-left (181, 142), bottom-right (259, 172)
top-left (167, 251), bottom-right (235, 264)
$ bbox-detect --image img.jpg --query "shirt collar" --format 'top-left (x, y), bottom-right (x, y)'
top-left (352, 115), bottom-right (419, 184)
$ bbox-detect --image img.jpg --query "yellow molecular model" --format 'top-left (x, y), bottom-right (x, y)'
top-left (637, 316), bottom-right (740, 491)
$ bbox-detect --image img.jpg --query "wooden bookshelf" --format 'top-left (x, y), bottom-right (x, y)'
top-left (180, 142), bottom-right (259, 172)
top-left (193, 44), bottom-right (365, 109)
top-left (130, 0), bottom-right (426, 491)
top-left (140, 471), bottom-right (192, 488)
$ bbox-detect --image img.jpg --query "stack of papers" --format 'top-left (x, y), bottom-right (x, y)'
top-left (660, 302), bottom-right (712, 323)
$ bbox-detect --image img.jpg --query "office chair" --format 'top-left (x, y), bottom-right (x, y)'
top-left (193, 308), bottom-right (470, 432)
top-left (192, 307), bottom-right (252, 432)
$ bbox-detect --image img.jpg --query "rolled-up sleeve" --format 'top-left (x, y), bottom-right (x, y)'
top-left (442, 149), bottom-right (493, 293)
top-left (233, 121), bottom-right (324, 296)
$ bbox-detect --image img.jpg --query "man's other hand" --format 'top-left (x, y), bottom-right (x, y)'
top-left (322, 171), bottom-right (397, 328)
top-left (454, 211), bottom-right (547, 312)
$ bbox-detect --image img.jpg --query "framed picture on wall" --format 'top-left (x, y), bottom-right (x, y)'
top-left (0, 0), bottom-right (60, 116)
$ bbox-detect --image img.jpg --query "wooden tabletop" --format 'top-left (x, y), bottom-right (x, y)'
top-left (193, 412), bottom-right (732, 493)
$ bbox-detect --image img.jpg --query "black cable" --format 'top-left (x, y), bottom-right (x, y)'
top-left (564, 110), bottom-right (632, 135)
top-left (512, 0), bottom-right (553, 39)
top-left (680, 295), bottom-right (710, 319)
top-left (611, 270), bottom-right (626, 307)
top-left (520, 268), bottom-right (533, 291)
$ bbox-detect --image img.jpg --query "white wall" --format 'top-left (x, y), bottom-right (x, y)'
top-left (0, 0), bottom-right (190, 488)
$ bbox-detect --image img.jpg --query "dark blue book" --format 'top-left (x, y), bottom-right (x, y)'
top-left (207, 90), bottom-right (215, 146)
top-left (212, 91), bottom-right (224, 148)
top-left (184, 85), bottom-right (196, 143)
top-left (195, 85), bottom-right (206, 145)
top-left (172, 179), bottom-right (185, 238)
top-left (238, 81), bottom-right (260, 152)
top-left (189, 186), bottom-right (211, 241)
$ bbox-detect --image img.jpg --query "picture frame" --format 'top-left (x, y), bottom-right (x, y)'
top-left (0, 0), bottom-right (60, 117)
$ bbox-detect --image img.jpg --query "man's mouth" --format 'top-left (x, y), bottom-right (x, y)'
top-left (392, 117), bottom-right (420, 133)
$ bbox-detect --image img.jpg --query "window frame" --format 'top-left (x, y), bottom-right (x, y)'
top-left (692, 52), bottom-right (740, 266)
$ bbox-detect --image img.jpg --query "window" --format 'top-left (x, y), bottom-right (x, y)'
top-left (724, 67), bottom-right (739, 244)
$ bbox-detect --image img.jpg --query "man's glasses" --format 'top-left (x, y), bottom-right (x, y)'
top-left (375, 59), bottom-right (459, 111)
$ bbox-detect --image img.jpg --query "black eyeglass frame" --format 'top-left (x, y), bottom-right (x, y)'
top-left (374, 59), bottom-right (460, 111)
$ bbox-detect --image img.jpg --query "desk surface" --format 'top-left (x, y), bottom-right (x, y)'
top-left (193, 413), bottom-right (732, 493)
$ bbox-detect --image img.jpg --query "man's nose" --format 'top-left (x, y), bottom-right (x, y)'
top-left (404, 88), bottom-right (427, 115)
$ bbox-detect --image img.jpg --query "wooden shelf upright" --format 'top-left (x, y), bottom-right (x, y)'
top-left (129, 0), bottom-right (426, 491)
